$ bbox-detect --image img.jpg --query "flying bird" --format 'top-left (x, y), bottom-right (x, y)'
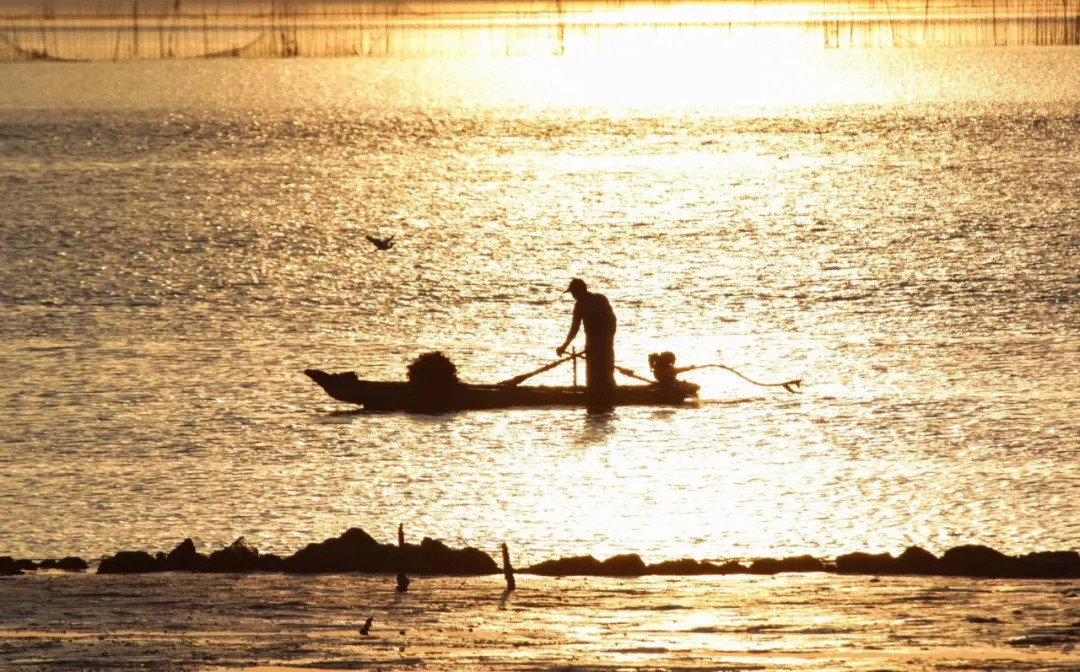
top-left (365, 234), bottom-right (395, 250)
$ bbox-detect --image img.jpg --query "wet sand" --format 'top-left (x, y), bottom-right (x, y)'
top-left (2, 571), bottom-right (1078, 670)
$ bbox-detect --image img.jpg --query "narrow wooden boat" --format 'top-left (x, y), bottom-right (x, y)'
top-left (304, 369), bottom-right (699, 412)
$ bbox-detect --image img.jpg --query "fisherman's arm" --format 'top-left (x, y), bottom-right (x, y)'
top-left (556, 307), bottom-right (583, 355)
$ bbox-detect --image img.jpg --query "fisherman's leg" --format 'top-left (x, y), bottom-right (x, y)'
top-left (585, 356), bottom-right (600, 391)
top-left (603, 342), bottom-right (616, 387)
top-left (583, 357), bottom-right (608, 410)
top-left (589, 341), bottom-right (616, 410)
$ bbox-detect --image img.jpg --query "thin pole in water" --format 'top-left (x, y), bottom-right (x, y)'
top-left (501, 543), bottom-right (515, 592)
top-left (395, 523), bottom-right (410, 593)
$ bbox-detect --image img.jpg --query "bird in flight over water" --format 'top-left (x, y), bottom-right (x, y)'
top-left (365, 234), bottom-right (395, 250)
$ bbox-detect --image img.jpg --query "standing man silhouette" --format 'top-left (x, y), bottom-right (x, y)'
top-left (556, 278), bottom-right (617, 411)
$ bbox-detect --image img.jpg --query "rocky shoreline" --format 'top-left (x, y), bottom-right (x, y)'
top-left (3, 527), bottom-right (1079, 580)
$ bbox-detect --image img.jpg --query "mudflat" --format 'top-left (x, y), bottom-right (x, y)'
top-left (2, 571), bottom-right (1079, 670)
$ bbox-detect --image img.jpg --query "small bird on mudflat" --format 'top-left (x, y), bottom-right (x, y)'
top-left (359, 616), bottom-right (373, 635)
top-left (365, 234), bottom-right (395, 250)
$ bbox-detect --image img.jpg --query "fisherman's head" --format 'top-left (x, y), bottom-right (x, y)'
top-left (565, 277), bottom-right (588, 299)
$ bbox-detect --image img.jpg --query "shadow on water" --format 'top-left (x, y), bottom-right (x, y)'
top-left (574, 409), bottom-right (617, 448)
top-left (317, 408), bottom-right (468, 425)
top-left (314, 397), bottom-right (771, 423)
top-left (695, 396), bottom-right (770, 406)
top-left (317, 408), bottom-right (381, 423)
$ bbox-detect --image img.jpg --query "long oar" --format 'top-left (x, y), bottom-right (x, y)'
top-left (498, 351), bottom-right (585, 387)
top-left (683, 363), bottom-right (802, 394)
top-left (614, 365), bottom-right (653, 384)
top-left (616, 362), bottom-right (802, 394)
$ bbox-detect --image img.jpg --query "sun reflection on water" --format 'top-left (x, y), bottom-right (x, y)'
top-left (2, 0), bottom-right (1079, 563)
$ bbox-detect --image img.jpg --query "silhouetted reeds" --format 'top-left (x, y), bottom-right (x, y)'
top-left (1, 0), bottom-right (1078, 61)
top-left (822, 0), bottom-right (1080, 47)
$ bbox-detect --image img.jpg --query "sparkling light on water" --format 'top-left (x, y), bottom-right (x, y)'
top-left (1, 39), bottom-right (1078, 562)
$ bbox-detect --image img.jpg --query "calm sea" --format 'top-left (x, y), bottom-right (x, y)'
top-left (1, 39), bottom-right (1078, 565)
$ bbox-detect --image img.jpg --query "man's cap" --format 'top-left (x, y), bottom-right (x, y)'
top-left (564, 278), bottom-right (587, 293)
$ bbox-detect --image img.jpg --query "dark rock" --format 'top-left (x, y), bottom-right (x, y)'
top-left (713, 560), bottom-right (750, 574)
top-left (338, 526), bottom-right (381, 548)
top-left (256, 553), bottom-right (284, 572)
top-left (57, 556), bottom-right (89, 571)
top-left (0, 556), bottom-right (22, 576)
top-left (403, 537), bottom-right (498, 575)
top-left (451, 546), bottom-right (498, 575)
top-left (647, 558), bottom-right (711, 575)
top-left (523, 553), bottom-right (647, 577)
top-left (98, 550), bottom-right (162, 574)
top-left (526, 556), bottom-right (750, 576)
top-left (283, 527), bottom-right (394, 574)
top-left (281, 528), bottom-right (496, 575)
top-left (1016, 551), bottom-right (1080, 578)
top-left (164, 538), bottom-right (206, 571)
top-left (38, 558), bottom-right (59, 569)
top-left (940, 545), bottom-right (1018, 577)
top-left (599, 554), bottom-right (647, 576)
top-left (749, 555), bottom-right (825, 575)
top-left (897, 546), bottom-right (939, 574)
top-left (836, 552), bottom-right (898, 575)
top-left (206, 537), bottom-right (260, 573)
top-left (835, 547), bottom-right (939, 576)
top-left (15, 559), bottom-right (37, 571)
top-left (524, 555), bottom-right (604, 576)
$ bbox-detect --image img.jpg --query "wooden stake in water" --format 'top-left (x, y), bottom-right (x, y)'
top-left (396, 523), bottom-right (410, 593)
top-left (501, 543), bottom-right (515, 591)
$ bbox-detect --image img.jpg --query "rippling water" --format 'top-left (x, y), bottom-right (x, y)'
top-left (1, 46), bottom-right (1078, 564)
